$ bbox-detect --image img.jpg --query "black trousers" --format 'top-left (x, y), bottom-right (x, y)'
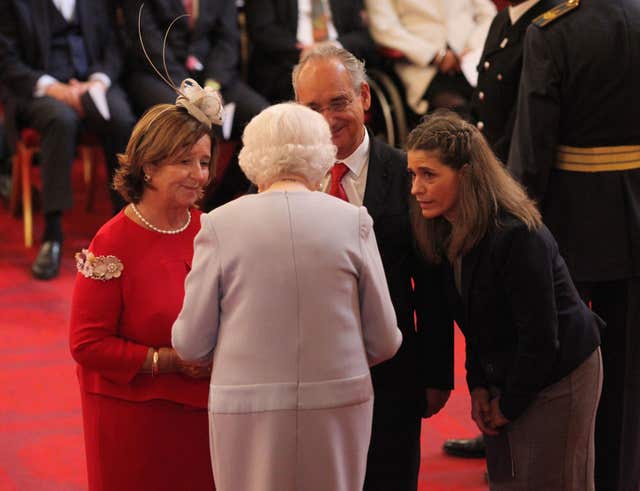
top-left (578, 278), bottom-right (640, 491)
top-left (363, 389), bottom-right (423, 491)
top-left (17, 85), bottom-right (134, 214)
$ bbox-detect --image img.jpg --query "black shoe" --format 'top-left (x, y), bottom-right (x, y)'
top-left (442, 434), bottom-right (486, 458)
top-left (31, 241), bottom-right (61, 280)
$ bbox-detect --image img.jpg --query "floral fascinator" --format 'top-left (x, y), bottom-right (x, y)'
top-left (137, 4), bottom-right (223, 129)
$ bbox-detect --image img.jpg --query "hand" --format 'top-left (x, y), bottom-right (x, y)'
top-left (171, 349), bottom-right (212, 379)
top-left (424, 388), bottom-right (451, 418)
top-left (175, 358), bottom-right (212, 379)
top-left (45, 81), bottom-right (84, 115)
top-left (185, 55), bottom-right (204, 73)
top-left (471, 387), bottom-right (499, 435)
top-left (438, 49), bottom-right (461, 75)
top-left (488, 396), bottom-right (510, 429)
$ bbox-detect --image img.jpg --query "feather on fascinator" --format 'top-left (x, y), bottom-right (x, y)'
top-left (137, 4), bottom-right (223, 129)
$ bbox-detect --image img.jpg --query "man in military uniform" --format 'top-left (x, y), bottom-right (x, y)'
top-left (471, 0), bottom-right (560, 162)
top-left (509, 1), bottom-right (640, 489)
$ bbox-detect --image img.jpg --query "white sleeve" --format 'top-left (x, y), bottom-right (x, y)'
top-left (357, 207), bottom-right (402, 366)
top-left (364, 0), bottom-right (440, 67)
top-left (172, 214), bottom-right (222, 362)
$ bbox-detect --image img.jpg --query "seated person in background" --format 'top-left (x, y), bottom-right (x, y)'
top-left (245, 0), bottom-right (377, 103)
top-left (172, 102), bottom-right (402, 491)
top-left (365, 0), bottom-right (495, 119)
top-left (0, 0), bottom-right (136, 280)
top-left (120, 0), bottom-right (269, 208)
top-left (69, 82), bottom-right (222, 491)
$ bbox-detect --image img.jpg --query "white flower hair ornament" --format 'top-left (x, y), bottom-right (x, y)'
top-left (138, 4), bottom-right (223, 129)
top-left (175, 79), bottom-right (223, 129)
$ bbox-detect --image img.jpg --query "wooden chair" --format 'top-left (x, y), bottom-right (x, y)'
top-left (9, 128), bottom-right (103, 247)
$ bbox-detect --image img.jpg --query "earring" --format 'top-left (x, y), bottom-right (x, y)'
top-left (144, 174), bottom-right (151, 183)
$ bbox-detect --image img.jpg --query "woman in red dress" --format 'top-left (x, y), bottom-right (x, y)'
top-left (69, 84), bottom-right (222, 490)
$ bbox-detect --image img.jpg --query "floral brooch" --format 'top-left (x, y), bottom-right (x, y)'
top-left (75, 249), bottom-right (124, 281)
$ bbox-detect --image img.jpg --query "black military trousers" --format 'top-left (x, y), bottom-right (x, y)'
top-left (578, 278), bottom-right (640, 491)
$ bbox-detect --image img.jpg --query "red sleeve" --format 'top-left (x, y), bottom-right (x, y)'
top-left (69, 234), bottom-right (149, 385)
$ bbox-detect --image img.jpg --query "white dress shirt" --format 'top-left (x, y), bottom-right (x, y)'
top-left (508, 0), bottom-right (541, 24)
top-left (52, 0), bottom-right (75, 21)
top-left (296, 0), bottom-right (339, 45)
top-left (321, 129), bottom-right (370, 206)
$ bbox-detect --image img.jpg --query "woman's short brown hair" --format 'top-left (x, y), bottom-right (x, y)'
top-left (113, 104), bottom-right (218, 203)
top-left (407, 110), bottom-right (541, 263)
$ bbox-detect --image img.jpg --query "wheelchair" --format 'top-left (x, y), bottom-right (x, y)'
top-left (365, 47), bottom-right (411, 149)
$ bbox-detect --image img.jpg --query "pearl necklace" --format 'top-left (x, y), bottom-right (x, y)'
top-left (130, 203), bottom-right (191, 235)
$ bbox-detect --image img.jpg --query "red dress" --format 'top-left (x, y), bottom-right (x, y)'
top-left (69, 209), bottom-right (215, 491)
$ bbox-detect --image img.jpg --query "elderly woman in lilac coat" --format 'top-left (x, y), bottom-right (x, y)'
top-left (172, 102), bottom-right (401, 491)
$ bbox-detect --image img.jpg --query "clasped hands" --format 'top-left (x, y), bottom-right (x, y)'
top-left (45, 78), bottom-right (107, 116)
top-left (471, 387), bottom-right (510, 435)
top-left (149, 347), bottom-right (212, 379)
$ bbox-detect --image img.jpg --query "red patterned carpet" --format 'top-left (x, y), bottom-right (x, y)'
top-left (0, 163), bottom-right (488, 490)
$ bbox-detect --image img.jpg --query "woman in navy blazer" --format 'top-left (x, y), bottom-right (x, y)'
top-left (407, 110), bottom-right (603, 490)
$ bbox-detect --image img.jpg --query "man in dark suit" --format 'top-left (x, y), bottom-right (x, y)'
top-left (508, 1), bottom-right (640, 489)
top-left (121, 0), bottom-right (269, 209)
top-left (292, 45), bottom-right (453, 491)
top-left (245, 0), bottom-right (377, 103)
top-left (0, 0), bottom-right (135, 279)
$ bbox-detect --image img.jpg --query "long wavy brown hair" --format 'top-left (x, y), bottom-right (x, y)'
top-left (407, 110), bottom-right (541, 264)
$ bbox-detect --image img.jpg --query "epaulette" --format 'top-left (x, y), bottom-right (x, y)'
top-left (532, 0), bottom-right (580, 27)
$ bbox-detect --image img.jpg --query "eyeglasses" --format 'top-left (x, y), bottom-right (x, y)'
top-left (308, 96), bottom-right (353, 114)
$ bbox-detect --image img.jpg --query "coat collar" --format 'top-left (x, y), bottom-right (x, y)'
top-left (482, 0), bottom-right (559, 57)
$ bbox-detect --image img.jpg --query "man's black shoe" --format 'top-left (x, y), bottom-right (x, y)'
top-left (442, 434), bottom-right (486, 458)
top-left (31, 241), bottom-right (61, 280)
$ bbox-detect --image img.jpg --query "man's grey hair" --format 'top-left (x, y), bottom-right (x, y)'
top-left (292, 44), bottom-right (367, 97)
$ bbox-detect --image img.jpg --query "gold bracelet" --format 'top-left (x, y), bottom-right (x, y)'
top-left (151, 349), bottom-right (159, 377)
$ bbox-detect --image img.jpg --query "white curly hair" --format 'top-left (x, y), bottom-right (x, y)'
top-left (238, 103), bottom-right (337, 188)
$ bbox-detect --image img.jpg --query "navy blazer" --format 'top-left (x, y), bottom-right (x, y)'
top-left (432, 213), bottom-right (601, 420)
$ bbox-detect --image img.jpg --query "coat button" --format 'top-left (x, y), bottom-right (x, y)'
top-left (485, 363), bottom-right (494, 374)
top-left (478, 91), bottom-right (485, 101)
top-left (483, 61), bottom-right (490, 70)
top-left (477, 121), bottom-right (484, 130)
top-left (500, 37), bottom-right (509, 48)
top-left (497, 73), bottom-right (503, 81)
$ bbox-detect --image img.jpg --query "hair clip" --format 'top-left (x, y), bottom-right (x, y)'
top-left (137, 3), bottom-right (223, 129)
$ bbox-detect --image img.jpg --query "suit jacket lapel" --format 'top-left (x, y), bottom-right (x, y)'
top-left (288, 0), bottom-right (298, 34)
top-left (30, 0), bottom-right (51, 69)
top-left (362, 134), bottom-right (389, 222)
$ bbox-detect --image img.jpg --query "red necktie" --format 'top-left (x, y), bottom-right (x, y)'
top-left (328, 162), bottom-right (349, 202)
top-left (183, 0), bottom-right (195, 29)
